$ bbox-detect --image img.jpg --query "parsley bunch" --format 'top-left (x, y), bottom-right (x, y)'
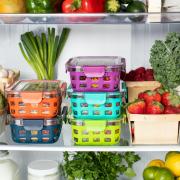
top-left (150, 32), bottom-right (180, 90)
top-left (61, 152), bottom-right (140, 180)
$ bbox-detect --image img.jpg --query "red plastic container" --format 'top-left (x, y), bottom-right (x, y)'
top-left (7, 80), bottom-right (66, 119)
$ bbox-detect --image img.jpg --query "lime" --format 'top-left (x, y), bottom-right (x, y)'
top-left (143, 166), bottom-right (160, 180)
top-left (154, 168), bottom-right (174, 180)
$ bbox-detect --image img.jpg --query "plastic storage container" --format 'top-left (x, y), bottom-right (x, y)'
top-left (28, 160), bottom-right (60, 180)
top-left (7, 80), bottom-right (66, 119)
top-left (68, 90), bottom-right (122, 119)
top-left (10, 118), bottom-right (62, 144)
top-left (72, 119), bottom-right (121, 145)
top-left (66, 56), bottom-right (126, 92)
top-left (0, 149), bottom-right (20, 180)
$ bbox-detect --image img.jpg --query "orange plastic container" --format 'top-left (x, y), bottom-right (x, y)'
top-left (7, 80), bottom-right (66, 119)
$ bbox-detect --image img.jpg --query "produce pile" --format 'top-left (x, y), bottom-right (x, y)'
top-left (0, 66), bottom-right (16, 79)
top-left (127, 87), bottom-right (180, 114)
top-left (0, 0), bottom-right (147, 14)
top-left (143, 151), bottom-right (180, 180)
top-left (61, 151), bottom-right (140, 180)
top-left (121, 67), bottom-right (155, 81)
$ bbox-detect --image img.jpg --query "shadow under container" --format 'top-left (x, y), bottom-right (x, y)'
top-left (72, 119), bottom-right (121, 146)
top-left (10, 117), bottom-right (62, 144)
top-left (128, 113), bottom-right (180, 145)
top-left (7, 80), bottom-right (66, 119)
top-left (68, 90), bottom-right (122, 120)
top-left (66, 56), bottom-right (126, 92)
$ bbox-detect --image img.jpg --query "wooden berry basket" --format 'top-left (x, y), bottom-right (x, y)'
top-left (0, 70), bottom-right (20, 93)
top-left (128, 112), bottom-right (180, 145)
top-left (126, 81), bottom-right (161, 102)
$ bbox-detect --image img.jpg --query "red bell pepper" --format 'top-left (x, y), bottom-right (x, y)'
top-left (62, 0), bottom-right (105, 13)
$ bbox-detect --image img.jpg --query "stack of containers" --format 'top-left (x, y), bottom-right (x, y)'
top-left (7, 80), bottom-right (66, 144)
top-left (66, 56), bottom-right (126, 145)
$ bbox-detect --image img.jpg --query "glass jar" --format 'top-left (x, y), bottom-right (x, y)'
top-left (26, 0), bottom-right (52, 13)
top-left (28, 160), bottom-right (60, 180)
top-left (0, 149), bottom-right (20, 180)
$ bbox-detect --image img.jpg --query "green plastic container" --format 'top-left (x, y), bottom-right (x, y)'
top-left (72, 119), bottom-right (121, 146)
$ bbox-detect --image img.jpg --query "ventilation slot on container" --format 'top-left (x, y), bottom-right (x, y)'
top-left (105, 130), bottom-right (111, 135)
top-left (19, 110), bottom-right (26, 114)
top-left (73, 129), bottom-right (78, 134)
top-left (93, 111), bottom-right (100, 115)
top-left (81, 103), bottom-right (88, 107)
top-left (105, 138), bottom-right (111, 142)
top-left (93, 138), bottom-right (100, 142)
top-left (73, 103), bottom-right (77, 107)
top-left (103, 84), bottom-right (110, 89)
top-left (80, 84), bottom-right (87, 88)
top-left (42, 110), bottom-right (50, 114)
top-left (82, 138), bottom-right (89, 142)
top-left (91, 77), bottom-right (99, 81)
top-left (71, 76), bottom-right (76, 80)
top-left (43, 102), bottom-right (50, 107)
top-left (105, 103), bottom-right (112, 107)
top-left (82, 130), bottom-right (89, 135)
top-left (93, 131), bottom-right (100, 135)
top-left (80, 76), bottom-right (86, 81)
top-left (103, 76), bottom-right (110, 81)
top-left (91, 84), bottom-right (99, 88)
top-left (81, 111), bottom-right (88, 115)
top-left (74, 138), bottom-right (78, 142)
top-left (105, 110), bottom-right (112, 115)
top-left (10, 102), bottom-right (15, 106)
top-left (18, 102), bottom-right (25, 106)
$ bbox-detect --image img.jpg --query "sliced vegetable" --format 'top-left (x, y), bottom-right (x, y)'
top-left (105, 0), bottom-right (120, 13)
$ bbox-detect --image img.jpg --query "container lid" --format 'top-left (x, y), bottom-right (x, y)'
top-left (68, 88), bottom-right (121, 99)
top-left (28, 160), bottom-right (59, 176)
top-left (66, 56), bottom-right (126, 71)
top-left (9, 80), bottom-right (60, 92)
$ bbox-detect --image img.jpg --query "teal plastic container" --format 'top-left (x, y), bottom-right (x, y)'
top-left (68, 89), bottom-right (122, 120)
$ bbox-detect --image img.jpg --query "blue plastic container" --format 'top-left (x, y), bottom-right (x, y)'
top-left (10, 118), bottom-right (62, 144)
top-left (68, 89), bottom-right (122, 120)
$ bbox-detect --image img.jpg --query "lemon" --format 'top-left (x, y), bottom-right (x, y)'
top-left (148, 159), bottom-right (165, 168)
top-left (165, 152), bottom-right (180, 161)
top-left (165, 153), bottom-right (180, 177)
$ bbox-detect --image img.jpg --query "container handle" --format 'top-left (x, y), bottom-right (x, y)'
top-left (85, 121), bottom-right (106, 131)
top-left (23, 120), bottom-right (44, 131)
top-left (84, 93), bottom-right (106, 105)
top-left (20, 92), bottom-right (43, 104)
top-left (83, 66), bottom-right (105, 77)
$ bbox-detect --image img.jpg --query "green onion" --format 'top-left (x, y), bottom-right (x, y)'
top-left (19, 27), bottom-right (70, 80)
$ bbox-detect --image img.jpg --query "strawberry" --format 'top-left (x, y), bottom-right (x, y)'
top-left (138, 92), bottom-right (145, 99)
top-left (164, 106), bottom-right (180, 114)
top-left (162, 92), bottom-right (180, 108)
top-left (146, 101), bottom-right (164, 114)
top-left (142, 90), bottom-right (161, 104)
top-left (127, 99), bottom-right (146, 114)
top-left (135, 67), bottom-right (146, 75)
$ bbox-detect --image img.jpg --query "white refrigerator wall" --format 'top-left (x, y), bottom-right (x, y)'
top-left (0, 24), bottom-right (179, 84)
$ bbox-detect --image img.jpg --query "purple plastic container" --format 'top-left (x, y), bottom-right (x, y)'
top-left (66, 56), bottom-right (126, 92)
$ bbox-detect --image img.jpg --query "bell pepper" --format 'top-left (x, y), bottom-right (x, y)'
top-left (62, 0), bottom-right (105, 13)
top-left (26, 0), bottom-right (53, 13)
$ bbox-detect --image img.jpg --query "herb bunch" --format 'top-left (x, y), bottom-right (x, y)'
top-left (61, 151), bottom-right (140, 180)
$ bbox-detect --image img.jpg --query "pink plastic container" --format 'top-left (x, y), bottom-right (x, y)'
top-left (66, 56), bottom-right (126, 92)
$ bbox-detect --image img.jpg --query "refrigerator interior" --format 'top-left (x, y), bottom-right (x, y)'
top-left (0, 23), bottom-right (179, 179)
